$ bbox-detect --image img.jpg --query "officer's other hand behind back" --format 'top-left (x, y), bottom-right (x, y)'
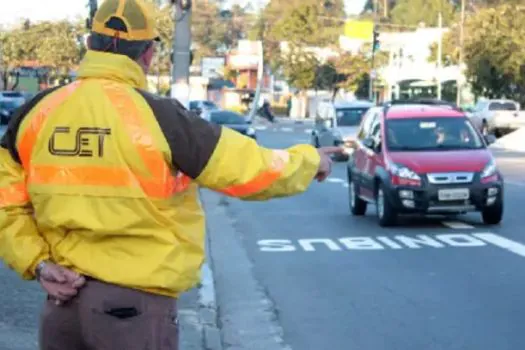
top-left (315, 146), bottom-right (343, 182)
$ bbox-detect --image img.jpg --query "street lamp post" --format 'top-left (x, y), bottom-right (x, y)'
top-left (170, 0), bottom-right (192, 108)
top-left (437, 12), bottom-right (442, 100)
top-left (457, 0), bottom-right (465, 106)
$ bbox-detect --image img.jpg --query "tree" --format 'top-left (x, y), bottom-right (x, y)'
top-left (281, 46), bottom-right (319, 91)
top-left (0, 19), bottom-right (84, 88)
top-left (391, 0), bottom-right (456, 27)
top-left (252, 0), bottom-right (345, 72)
top-left (462, 4), bottom-right (525, 102)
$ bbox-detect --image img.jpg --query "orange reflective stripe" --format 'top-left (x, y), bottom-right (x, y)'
top-left (28, 165), bottom-right (139, 187)
top-left (19, 81), bottom-right (190, 198)
top-left (101, 82), bottom-right (189, 197)
top-left (18, 82), bottom-right (81, 169)
top-left (0, 182), bottom-right (29, 207)
top-left (220, 150), bottom-right (290, 197)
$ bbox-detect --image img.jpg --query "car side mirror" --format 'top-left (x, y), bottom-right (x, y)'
top-left (484, 134), bottom-right (496, 145)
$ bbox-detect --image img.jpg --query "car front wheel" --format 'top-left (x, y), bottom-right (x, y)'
top-left (348, 174), bottom-right (367, 215)
top-left (376, 183), bottom-right (398, 227)
top-left (481, 202), bottom-right (503, 225)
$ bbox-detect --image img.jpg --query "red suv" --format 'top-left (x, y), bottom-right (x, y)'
top-left (347, 103), bottom-right (504, 227)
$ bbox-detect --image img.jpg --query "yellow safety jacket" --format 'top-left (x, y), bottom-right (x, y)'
top-left (0, 50), bottom-right (320, 297)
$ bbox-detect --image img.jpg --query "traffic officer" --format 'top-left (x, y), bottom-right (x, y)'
top-left (0, 0), bottom-right (341, 349)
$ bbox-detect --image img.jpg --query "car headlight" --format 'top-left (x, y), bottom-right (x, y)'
top-left (246, 127), bottom-right (255, 136)
top-left (481, 159), bottom-right (497, 178)
top-left (390, 163), bottom-right (421, 180)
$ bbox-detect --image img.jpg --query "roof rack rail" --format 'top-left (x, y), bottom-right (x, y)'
top-left (381, 99), bottom-right (463, 117)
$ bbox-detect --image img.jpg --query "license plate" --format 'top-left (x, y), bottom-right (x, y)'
top-left (438, 188), bottom-right (470, 201)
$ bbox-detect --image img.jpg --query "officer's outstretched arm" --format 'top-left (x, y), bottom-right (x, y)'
top-left (0, 148), bottom-right (49, 279)
top-left (196, 127), bottom-right (320, 200)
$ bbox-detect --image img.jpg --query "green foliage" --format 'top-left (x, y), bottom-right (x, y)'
top-left (281, 45), bottom-right (319, 90)
top-left (391, 0), bottom-right (456, 27)
top-left (462, 4), bottom-right (525, 101)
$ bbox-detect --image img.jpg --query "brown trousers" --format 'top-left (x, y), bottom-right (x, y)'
top-left (39, 278), bottom-right (179, 350)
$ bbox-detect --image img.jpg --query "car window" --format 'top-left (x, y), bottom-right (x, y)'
top-left (357, 109), bottom-right (378, 140)
top-left (203, 101), bottom-right (218, 109)
top-left (336, 107), bottom-right (370, 126)
top-left (488, 101), bottom-right (517, 111)
top-left (474, 101), bottom-right (488, 112)
top-left (189, 101), bottom-right (198, 109)
top-left (1, 92), bottom-right (23, 98)
top-left (385, 117), bottom-right (484, 151)
top-left (210, 111), bottom-right (246, 125)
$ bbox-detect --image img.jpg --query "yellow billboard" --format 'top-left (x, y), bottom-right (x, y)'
top-left (344, 20), bottom-right (374, 40)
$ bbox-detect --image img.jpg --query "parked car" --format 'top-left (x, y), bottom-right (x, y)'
top-left (469, 99), bottom-right (525, 137)
top-left (0, 91), bottom-right (25, 104)
top-left (0, 99), bottom-right (24, 124)
top-left (203, 109), bottom-right (256, 139)
top-left (189, 100), bottom-right (219, 116)
top-left (347, 103), bottom-right (503, 227)
top-left (311, 100), bottom-right (374, 161)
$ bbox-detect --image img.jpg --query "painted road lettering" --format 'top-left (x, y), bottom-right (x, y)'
top-left (257, 233), bottom-right (493, 252)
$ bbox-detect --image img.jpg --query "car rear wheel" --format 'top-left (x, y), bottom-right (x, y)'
top-left (481, 202), bottom-right (503, 225)
top-left (312, 136), bottom-right (320, 148)
top-left (348, 175), bottom-right (367, 215)
top-left (376, 183), bottom-right (397, 227)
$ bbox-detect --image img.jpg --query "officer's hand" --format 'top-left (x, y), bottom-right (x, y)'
top-left (315, 146), bottom-right (343, 182)
top-left (39, 262), bottom-right (86, 303)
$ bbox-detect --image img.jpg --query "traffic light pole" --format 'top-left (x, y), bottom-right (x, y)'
top-left (369, 0), bottom-right (377, 103)
top-left (171, 0), bottom-right (192, 108)
top-left (88, 0), bottom-right (98, 29)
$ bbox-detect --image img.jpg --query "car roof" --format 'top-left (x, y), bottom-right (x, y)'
top-left (384, 104), bottom-right (465, 119)
top-left (333, 100), bottom-right (374, 109)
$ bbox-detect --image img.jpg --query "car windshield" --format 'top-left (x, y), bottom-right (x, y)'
top-left (210, 111), bottom-right (246, 125)
top-left (1, 92), bottom-right (23, 98)
top-left (488, 101), bottom-right (517, 111)
top-left (386, 117), bottom-right (484, 151)
top-left (0, 100), bottom-right (22, 109)
top-left (336, 108), bottom-right (369, 126)
top-left (203, 101), bottom-right (218, 109)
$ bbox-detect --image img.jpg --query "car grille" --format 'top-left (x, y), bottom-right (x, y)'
top-left (427, 172), bottom-right (474, 184)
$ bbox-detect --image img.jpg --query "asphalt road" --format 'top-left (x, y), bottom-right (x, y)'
top-left (1, 121), bottom-right (525, 350)
top-left (215, 121), bottom-right (525, 350)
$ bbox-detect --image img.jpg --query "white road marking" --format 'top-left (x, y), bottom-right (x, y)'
top-left (280, 127), bottom-right (293, 132)
top-left (326, 178), bottom-right (345, 183)
top-left (442, 221), bottom-right (475, 229)
top-left (254, 126), bottom-right (267, 130)
top-left (474, 233), bottom-right (525, 258)
top-left (304, 129), bottom-right (313, 134)
top-left (342, 183), bottom-right (349, 188)
top-left (257, 233), bottom-right (496, 252)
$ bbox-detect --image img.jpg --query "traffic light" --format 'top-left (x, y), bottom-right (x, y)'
top-left (372, 29), bottom-right (380, 52)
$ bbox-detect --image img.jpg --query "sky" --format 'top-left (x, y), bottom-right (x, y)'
top-left (0, 0), bottom-right (367, 27)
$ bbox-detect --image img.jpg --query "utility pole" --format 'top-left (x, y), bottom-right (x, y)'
top-left (88, 0), bottom-right (98, 29)
top-left (369, 0), bottom-right (378, 103)
top-left (457, 0), bottom-right (465, 106)
top-left (171, 0), bottom-right (192, 108)
top-left (437, 12), bottom-right (442, 100)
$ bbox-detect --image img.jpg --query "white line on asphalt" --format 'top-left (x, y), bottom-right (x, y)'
top-left (442, 221), bottom-right (475, 229)
top-left (474, 233), bottom-right (525, 258)
top-left (254, 126), bottom-right (267, 130)
top-left (305, 129), bottom-right (313, 134)
top-left (280, 127), bottom-right (293, 132)
top-left (326, 178), bottom-right (345, 183)
top-left (343, 183), bottom-right (349, 188)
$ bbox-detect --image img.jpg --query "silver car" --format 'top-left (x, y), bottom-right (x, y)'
top-left (311, 100), bottom-right (374, 160)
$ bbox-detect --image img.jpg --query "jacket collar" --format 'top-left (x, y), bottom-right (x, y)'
top-left (76, 50), bottom-right (147, 89)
